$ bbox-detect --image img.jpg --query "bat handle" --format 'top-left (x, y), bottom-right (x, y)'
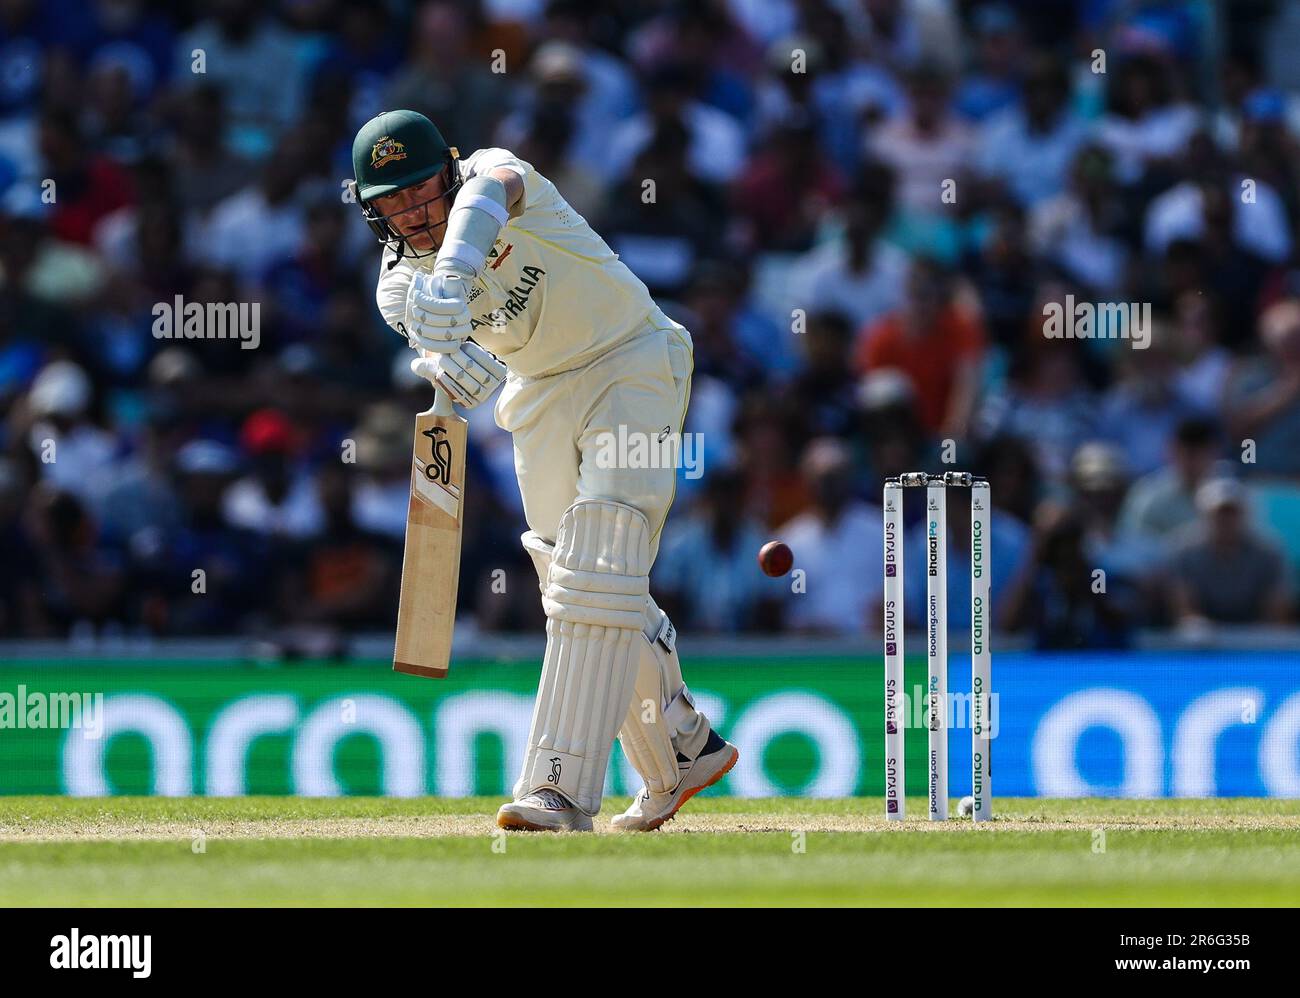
top-left (430, 385), bottom-right (454, 417)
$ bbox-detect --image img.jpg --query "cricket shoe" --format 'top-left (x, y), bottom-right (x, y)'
top-left (612, 730), bottom-right (739, 832)
top-left (496, 789), bottom-right (593, 832)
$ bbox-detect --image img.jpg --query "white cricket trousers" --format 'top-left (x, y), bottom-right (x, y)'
top-left (495, 320), bottom-right (693, 558)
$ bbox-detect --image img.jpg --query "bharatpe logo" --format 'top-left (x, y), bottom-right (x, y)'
top-left (1042, 296), bottom-right (1151, 349)
top-left (593, 424), bottom-right (704, 479)
top-left (50, 929), bottom-right (151, 978)
top-left (152, 295), bottom-right (260, 350)
top-left (0, 686), bottom-right (102, 739)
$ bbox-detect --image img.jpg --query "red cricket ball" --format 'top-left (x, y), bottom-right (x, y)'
top-left (758, 540), bottom-right (794, 577)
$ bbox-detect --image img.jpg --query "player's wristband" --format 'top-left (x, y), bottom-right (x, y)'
top-left (435, 176), bottom-right (510, 278)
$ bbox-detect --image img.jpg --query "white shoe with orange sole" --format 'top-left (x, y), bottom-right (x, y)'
top-left (612, 731), bottom-right (739, 832)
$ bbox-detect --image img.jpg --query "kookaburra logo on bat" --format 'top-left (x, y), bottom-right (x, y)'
top-left (422, 426), bottom-right (453, 486)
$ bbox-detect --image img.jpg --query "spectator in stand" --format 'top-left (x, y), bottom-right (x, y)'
top-left (260, 196), bottom-right (358, 344)
top-left (18, 360), bottom-right (117, 505)
top-left (654, 464), bottom-right (777, 632)
top-left (849, 0), bottom-right (962, 74)
top-left (0, 458), bottom-right (40, 634)
top-left (976, 52), bottom-right (1087, 209)
top-left (788, 164), bottom-right (909, 332)
top-left (627, 2), bottom-right (758, 125)
top-left (1094, 53), bottom-right (1198, 186)
top-left (1224, 299), bottom-right (1300, 477)
top-left (973, 432), bottom-right (1039, 526)
top-left (733, 118), bottom-right (846, 254)
top-left (962, 201), bottom-right (1039, 354)
top-left (1170, 291), bottom-right (1232, 415)
top-left (857, 368), bottom-right (926, 485)
top-left (1118, 416), bottom-right (1224, 552)
top-left (25, 484), bottom-right (127, 636)
top-left (1000, 501), bottom-right (1135, 649)
top-left (1098, 321), bottom-right (1199, 477)
top-left (497, 51), bottom-right (607, 224)
top-left (787, 312), bottom-right (859, 439)
top-left (162, 85), bottom-right (256, 218)
top-left (776, 437), bottom-right (882, 635)
top-left (222, 409), bottom-right (324, 540)
top-left (1168, 478), bottom-right (1291, 629)
top-left (1066, 443), bottom-right (1160, 623)
top-left (681, 262), bottom-right (777, 390)
top-left (39, 108), bottom-right (135, 247)
top-left (1145, 147), bottom-right (1291, 266)
top-left (386, 1), bottom-right (509, 157)
top-left (196, 131), bottom-right (308, 283)
top-left (603, 120), bottom-right (725, 298)
top-left (605, 61), bottom-right (747, 186)
top-left (307, 0), bottom-right (405, 127)
top-left (532, 0), bottom-right (640, 166)
top-left (1029, 144), bottom-right (1130, 297)
top-left (131, 439), bottom-right (270, 635)
top-left (1236, 88), bottom-right (1300, 224)
top-left (976, 335), bottom-right (1098, 485)
top-left (277, 462), bottom-right (398, 632)
top-left (866, 62), bottom-right (974, 255)
top-left (954, 4), bottom-right (1022, 123)
top-left (176, 0), bottom-right (306, 158)
top-left (750, 27), bottom-right (901, 174)
top-left (732, 392), bottom-right (811, 531)
top-left (854, 255), bottom-right (984, 437)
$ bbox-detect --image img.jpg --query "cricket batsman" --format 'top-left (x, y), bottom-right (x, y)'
top-left (351, 110), bottom-right (738, 831)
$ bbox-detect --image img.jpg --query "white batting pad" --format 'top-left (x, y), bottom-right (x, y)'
top-left (618, 601), bottom-right (711, 794)
top-left (618, 613), bottom-right (681, 795)
top-left (514, 499), bottom-right (651, 814)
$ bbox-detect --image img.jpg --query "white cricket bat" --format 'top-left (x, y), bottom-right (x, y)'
top-left (393, 386), bottom-right (466, 678)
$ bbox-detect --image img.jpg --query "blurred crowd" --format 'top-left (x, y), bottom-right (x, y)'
top-left (4, 0), bottom-right (1300, 649)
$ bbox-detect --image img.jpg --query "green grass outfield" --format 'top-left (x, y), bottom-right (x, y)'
top-left (1, 796), bottom-right (1297, 906)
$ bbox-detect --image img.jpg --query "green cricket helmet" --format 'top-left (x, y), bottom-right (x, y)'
top-left (349, 109), bottom-right (461, 260)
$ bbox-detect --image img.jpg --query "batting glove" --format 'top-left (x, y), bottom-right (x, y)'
top-left (404, 271), bottom-right (472, 354)
top-left (410, 341), bottom-right (506, 409)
